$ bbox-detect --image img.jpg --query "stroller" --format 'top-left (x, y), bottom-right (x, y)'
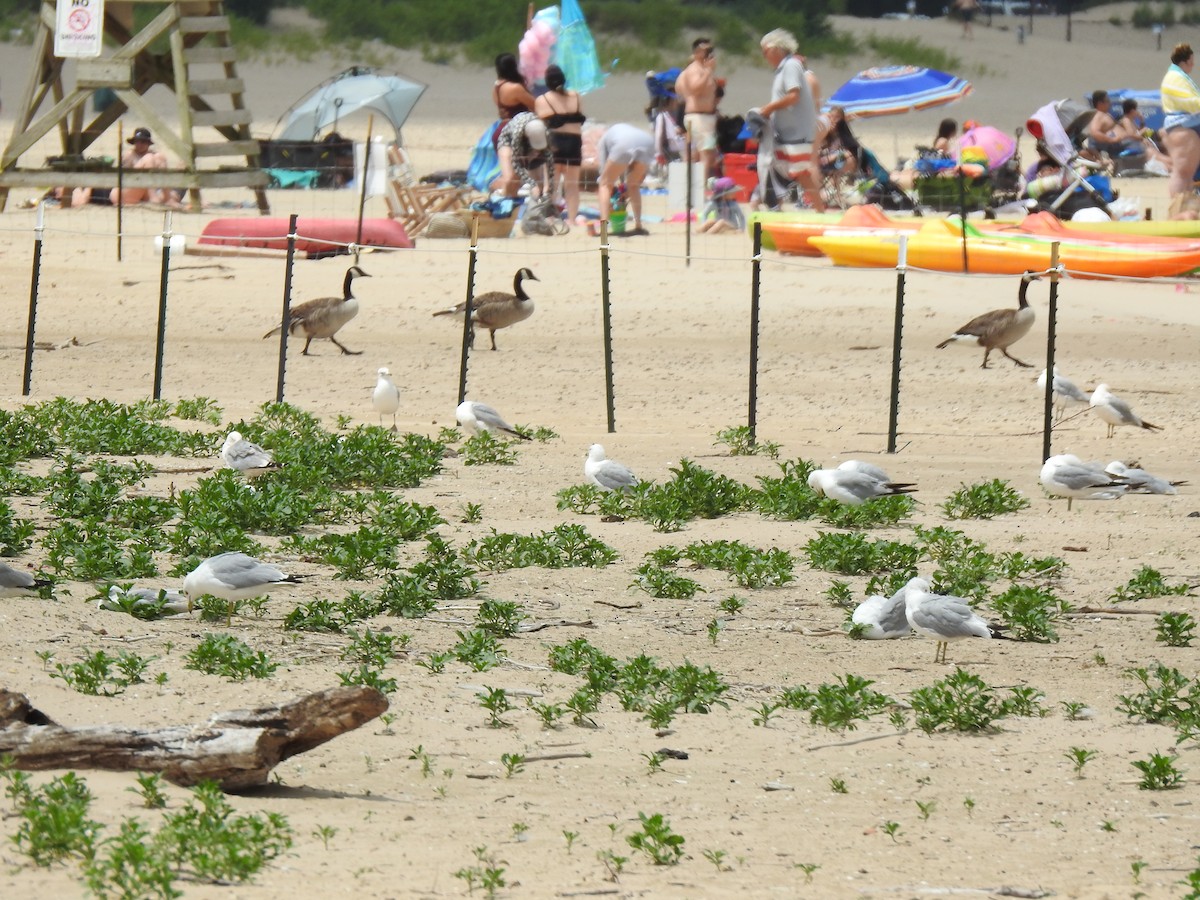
top-left (1024, 99), bottom-right (1113, 218)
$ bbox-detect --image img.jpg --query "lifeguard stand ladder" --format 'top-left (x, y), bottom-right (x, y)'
top-left (0, 0), bottom-right (269, 213)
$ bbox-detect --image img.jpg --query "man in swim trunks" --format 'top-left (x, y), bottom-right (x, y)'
top-left (675, 37), bottom-right (720, 178)
top-left (755, 29), bottom-right (824, 212)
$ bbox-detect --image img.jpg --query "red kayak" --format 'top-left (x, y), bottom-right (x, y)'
top-left (197, 217), bottom-right (413, 254)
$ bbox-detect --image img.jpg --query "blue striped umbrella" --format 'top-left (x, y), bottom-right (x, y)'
top-left (826, 66), bottom-right (971, 119)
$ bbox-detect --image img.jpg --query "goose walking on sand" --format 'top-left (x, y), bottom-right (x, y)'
top-left (903, 577), bottom-right (1005, 663)
top-left (220, 431), bottom-right (278, 478)
top-left (1090, 383), bottom-right (1161, 438)
top-left (1039, 453), bottom-right (1126, 510)
top-left (455, 400), bottom-right (530, 440)
top-left (937, 270), bottom-right (1039, 368)
top-left (584, 444), bottom-right (639, 493)
top-left (263, 266), bottom-right (369, 355)
top-left (807, 467), bottom-right (917, 506)
top-left (373, 367), bottom-right (401, 431)
top-left (1037, 366), bottom-right (1091, 421)
top-left (434, 267), bottom-right (537, 350)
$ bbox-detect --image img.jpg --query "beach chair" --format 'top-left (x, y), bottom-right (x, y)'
top-left (1025, 100), bottom-right (1112, 218)
top-left (384, 145), bottom-right (474, 237)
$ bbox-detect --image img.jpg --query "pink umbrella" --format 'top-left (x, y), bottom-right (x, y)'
top-left (958, 125), bottom-right (1016, 171)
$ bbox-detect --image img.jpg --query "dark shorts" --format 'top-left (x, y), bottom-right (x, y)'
top-left (960, 9), bottom-right (975, 22)
top-left (550, 132), bottom-right (582, 166)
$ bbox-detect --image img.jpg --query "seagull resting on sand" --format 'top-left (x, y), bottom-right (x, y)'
top-left (455, 400), bottom-right (529, 440)
top-left (807, 467), bottom-right (917, 506)
top-left (0, 562), bottom-right (51, 598)
top-left (1104, 460), bottom-right (1185, 495)
top-left (220, 431), bottom-right (278, 478)
top-left (1039, 453), bottom-right (1126, 510)
top-left (851, 584), bottom-right (910, 639)
top-left (584, 444), bottom-right (639, 493)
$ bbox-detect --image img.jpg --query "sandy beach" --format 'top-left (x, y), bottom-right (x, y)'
top-left (1, 8), bottom-right (1200, 899)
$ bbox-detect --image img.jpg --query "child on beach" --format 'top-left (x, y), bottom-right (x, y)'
top-left (699, 176), bottom-right (745, 233)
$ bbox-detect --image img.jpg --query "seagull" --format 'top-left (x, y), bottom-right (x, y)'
top-left (455, 400), bottom-right (529, 440)
top-left (1104, 460), bottom-right (1185, 495)
top-left (807, 467), bottom-right (917, 506)
top-left (1039, 453), bottom-right (1126, 510)
top-left (851, 585), bottom-right (910, 639)
top-left (100, 585), bottom-right (191, 616)
top-left (903, 577), bottom-right (1004, 663)
top-left (263, 265), bottom-right (369, 355)
top-left (1036, 366), bottom-right (1090, 421)
top-left (220, 431), bottom-right (278, 478)
top-left (433, 267), bottom-right (537, 351)
top-left (936, 270), bottom-right (1039, 368)
top-left (837, 459), bottom-right (893, 483)
top-left (0, 562), bottom-right (51, 598)
top-left (182, 552), bottom-right (304, 621)
top-left (1089, 384), bottom-right (1161, 438)
top-left (584, 444), bottom-right (639, 493)
top-left (373, 367), bottom-right (401, 431)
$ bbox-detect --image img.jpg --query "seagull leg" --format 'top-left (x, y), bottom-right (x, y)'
top-left (1002, 348), bottom-right (1033, 368)
top-left (331, 336), bottom-right (362, 356)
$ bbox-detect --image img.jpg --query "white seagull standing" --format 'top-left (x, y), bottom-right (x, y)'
top-left (807, 467), bottom-right (917, 506)
top-left (1090, 384), bottom-right (1161, 439)
top-left (183, 551), bottom-right (304, 621)
top-left (0, 562), bottom-right (51, 598)
top-left (455, 400), bottom-right (529, 440)
top-left (851, 584), bottom-right (910, 639)
top-left (1036, 366), bottom-right (1090, 422)
top-left (220, 431), bottom-right (278, 478)
top-left (1039, 453), bottom-right (1126, 510)
top-left (903, 577), bottom-right (1003, 663)
top-left (373, 367), bottom-right (401, 431)
top-left (1104, 460), bottom-right (1185, 495)
top-left (584, 444), bottom-right (639, 493)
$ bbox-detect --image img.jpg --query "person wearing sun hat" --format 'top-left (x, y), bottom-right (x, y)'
top-left (110, 126), bottom-right (180, 207)
top-left (699, 175), bottom-right (745, 233)
top-left (492, 111), bottom-right (554, 199)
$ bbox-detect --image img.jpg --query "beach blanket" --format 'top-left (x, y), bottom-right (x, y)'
top-left (467, 122), bottom-right (501, 192)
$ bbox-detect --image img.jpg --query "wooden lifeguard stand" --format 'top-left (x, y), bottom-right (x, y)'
top-left (0, 0), bottom-right (269, 212)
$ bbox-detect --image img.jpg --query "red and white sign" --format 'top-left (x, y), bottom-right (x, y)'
top-left (55, 0), bottom-right (105, 59)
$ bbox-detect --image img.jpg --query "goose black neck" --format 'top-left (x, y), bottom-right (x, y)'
top-left (1017, 277), bottom-right (1031, 308)
top-left (514, 269), bottom-right (529, 300)
top-left (343, 268), bottom-right (357, 299)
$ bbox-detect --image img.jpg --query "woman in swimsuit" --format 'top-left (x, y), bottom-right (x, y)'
top-left (492, 53), bottom-right (537, 195)
top-left (534, 64), bottom-right (586, 223)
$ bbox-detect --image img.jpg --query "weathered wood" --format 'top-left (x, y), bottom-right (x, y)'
top-left (0, 686), bottom-right (386, 791)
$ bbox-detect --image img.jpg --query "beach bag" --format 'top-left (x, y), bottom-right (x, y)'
top-left (467, 122), bottom-right (501, 192)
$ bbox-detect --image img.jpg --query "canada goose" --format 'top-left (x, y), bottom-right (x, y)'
top-left (373, 367), bottom-right (401, 431)
top-left (220, 431), bottom-right (278, 478)
top-left (1036, 366), bottom-right (1090, 421)
top-left (585, 444), bottom-right (639, 493)
top-left (1039, 453), bottom-right (1126, 510)
top-left (807, 467), bottom-right (916, 506)
top-left (1104, 460), bottom-right (1185, 495)
top-left (936, 270), bottom-right (1039, 368)
top-left (263, 266), bottom-right (369, 355)
top-left (0, 562), bottom-right (51, 598)
top-left (433, 267), bottom-right (537, 350)
top-left (903, 577), bottom-right (1006, 664)
top-left (455, 400), bottom-right (530, 440)
top-left (1090, 383), bottom-right (1161, 438)
top-left (851, 584), bottom-right (911, 640)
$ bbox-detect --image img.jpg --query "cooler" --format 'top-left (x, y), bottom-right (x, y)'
top-left (722, 152), bottom-right (758, 202)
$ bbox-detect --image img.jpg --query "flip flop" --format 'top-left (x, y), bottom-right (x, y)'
top-left (621, 227), bottom-right (650, 237)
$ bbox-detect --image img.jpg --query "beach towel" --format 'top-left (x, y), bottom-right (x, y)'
top-left (468, 121), bottom-right (501, 192)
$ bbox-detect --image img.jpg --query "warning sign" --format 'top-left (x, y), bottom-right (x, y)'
top-left (55, 0), bottom-right (105, 59)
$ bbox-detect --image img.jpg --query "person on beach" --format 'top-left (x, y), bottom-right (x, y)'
top-left (492, 53), bottom-right (535, 148)
top-left (953, 0), bottom-right (980, 39)
top-left (493, 111), bottom-right (553, 200)
top-left (108, 127), bottom-right (181, 207)
top-left (675, 37), bottom-right (720, 179)
top-left (1109, 98), bottom-right (1173, 174)
top-left (1160, 43), bottom-right (1200, 207)
top-left (753, 28), bottom-right (824, 212)
top-left (596, 123), bottom-right (654, 236)
top-left (535, 64), bottom-right (586, 224)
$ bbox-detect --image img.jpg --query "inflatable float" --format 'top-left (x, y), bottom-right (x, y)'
top-left (196, 217), bottom-right (413, 256)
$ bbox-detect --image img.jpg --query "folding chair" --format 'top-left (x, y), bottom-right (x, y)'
top-left (384, 145), bottom-right (475, 237)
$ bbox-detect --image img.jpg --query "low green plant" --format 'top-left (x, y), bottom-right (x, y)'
top-left (453, 628), bottom-right (502, 671)
top-left (702, 847), bottom-right (730, 871)
top-left (1157, 612), bottom-right (1196, 648)
top-left (1111, 565), bottom-right (1193, 602)
top-left (480, 686), bottom-right (514, 728)
top-left (963, 796), bottom-right (975, 817)
top-left (632, 561), bottom-right (703, 599)
top-left (642, 750), bottom-right (666, 773)
top-left (683, 539), bottom-right (795, 588)
top-left (408, 745), bottom-right (435, 778)
top-left (915, 799), bottom-right (936, 821)
top-left (129, 772), bottom-right (168, 809)
top-left (461, 432), bottom-right (520, 465)
top-left (750, 700), bottom-right (783, 726)
top-left (940, 479), bottom-right (1030, 519)
top-left (830, 777), bottom-right (848, 794)
top-left (1060, 700), bottom-right (1088, 720)
top-left (453, 846), bottom-right (506, 898)
top-left (185, 634), bottom-right (277, 680)
top-left (51, 650), bottom-right (153, 696)
top-left (991, 585), bottom-right (1069, 643)
top-left (562, 830), bottom-right (579, 853)
top-left (714, 425), bottom-right (779, 458)
top-left (1133, 752), bottom-right (1184, 790)
top-left (466, 524), bottom-right (618, 571)
top-left (500, 753), bottom-right (525, 778)
top-left (781, 674), bottom-right (894, 731)
top-left (475, 599), bottom-right (526, 637)
top-left (529, 700), bottom-right (566, 729)
top-left (804, 531), bottom-right (920, 576)
top-left (825, 580), bottom-right (853, 608)
top-left (337, 665), bottom-right (397, 694)
top-left (718, 594), bottom-right (745, 616)
top-left (1116, 664), bottom-right (1200, 742)
top-left (313, 824), bottom-right (337, 850)
top-left (796, 862), bottom-right (820, 882)
top-left (626, 812), bottom-right (684, 865)
top-left (881, 820), bottom-right (902, 842)
top-left (910, 668), bottom-right (1007, 733)
top-left (460, 502), bottom-right (483, 523)
top-left (1066, 747), bottom-right (1097, 777)
top-left (1003, 685), bottom-right (1048, 718)
top-left (341, 629), bottom-right (402, 668)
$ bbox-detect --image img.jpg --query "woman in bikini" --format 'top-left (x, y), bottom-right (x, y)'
top-left (534, 64), bottom-right (586, 224)
top-left (492, 53), bottom-right (537, 198)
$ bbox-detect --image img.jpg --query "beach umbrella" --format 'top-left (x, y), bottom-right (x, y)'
top-left (826, 66), bottom-right (971, 119)
top-left (958, 125), bottom-right (1016, 171)
top-left (275, 67), bottom-right (427, 142)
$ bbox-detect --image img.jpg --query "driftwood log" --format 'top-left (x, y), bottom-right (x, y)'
top-left (0, 686), bottom-right (387, 791)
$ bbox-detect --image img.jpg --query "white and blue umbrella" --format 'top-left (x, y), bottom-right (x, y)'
top-left (275, 67), bottom-right (427, 142)
top-left (826, 65), bottom-right (971, 119)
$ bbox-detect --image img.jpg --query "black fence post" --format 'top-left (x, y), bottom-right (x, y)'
top-left (22, 202), bottom-right (45, 397)
top-left (152, 211), bottom-right (173, 400)
top-left (275, 214), bottom-right (299, 404)
top-left (458, 217), bottom-right (479, 405)
top-left (748, 221), bottom-right (762, 445)
top-left (600, 220), bottom-right (616, 433)
top-left (887, 236), bottom-right (908, 453)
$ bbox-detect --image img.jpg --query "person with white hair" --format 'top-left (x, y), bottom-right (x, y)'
top-left (493, 111), bottom-right (554, 199)
top-left (753, 29), bottom-right (824, 211)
